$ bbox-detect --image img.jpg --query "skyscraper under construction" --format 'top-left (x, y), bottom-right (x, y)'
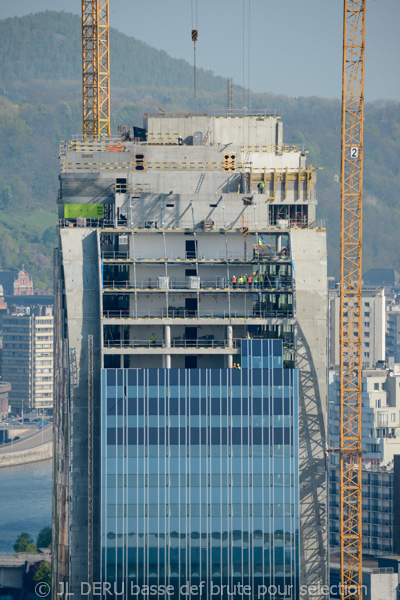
top-left (53, 111), bottom-right (328, 599)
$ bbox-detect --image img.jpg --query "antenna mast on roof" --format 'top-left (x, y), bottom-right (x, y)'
top-left (227, 77), bottom-right (233, 116)
top-left (191, 0), bottom-right (198, 99)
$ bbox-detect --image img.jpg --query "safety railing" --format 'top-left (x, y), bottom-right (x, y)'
top-left (60, 137), bottom-right (128, 152)
top-left (102, 309), bottom-right (294, 320)
top-left (101, 250), bottom-right (290, 262)
top-left (211, 108), bottom-right (279, 118)
top-left (307, 219), bottom-right (327, 229)
top-left (102, 280), bottom-right (293, 292)
top-left (146, 133), bottom-right (182, 144)
top-left (243, 144), bottom-right (306, 153)
top-left (103, 339), bottom-right (240, 350)
top-left (58, 219), bottom-right (109, 229)
top-left (146, 160), bottom-right (224, 170)
top-left (267, 218), bottom-right (327, 230)
top-left (115, 183), bottom-right (151, 194)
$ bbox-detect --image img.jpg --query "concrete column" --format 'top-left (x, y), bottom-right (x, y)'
top-left (163, 325), bottom-right (171, 369)
top-left (165, 325), bottom-right (171, 348)
top-left (120, 354), bottom-right (124, 368)
top-left (163, 354), bottom-right (171, 369)
top-left (277, 235), bottom-right (282, 253)
top-left (129, 294), bottom-right (135, 318)
top-left (129, 233), bottom-right (134, 259)
top-left (227, 326), bottom-right (234, 369)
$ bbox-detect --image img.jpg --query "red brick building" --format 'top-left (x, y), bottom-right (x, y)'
top-left (13, 268), bottom-right (34, 296)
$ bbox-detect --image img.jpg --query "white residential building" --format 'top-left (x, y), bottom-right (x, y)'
top-left (329, 287), bottom-right (385, 369)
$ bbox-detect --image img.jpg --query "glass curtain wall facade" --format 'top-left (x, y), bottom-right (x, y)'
top-left (101, 340), bottom-right (299, 599)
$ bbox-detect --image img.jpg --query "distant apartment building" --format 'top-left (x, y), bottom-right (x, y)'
top-left (329, 462), bottom-right (394, 554)
top-left (0, 381), bottom-right (11, 418)
top-left (33, 307), bottom-right (54, 412)
top-left (330, 367), bottom-right (400, 463)
top-left (386, 300), bottom-right (400, 364)
top-left (2, 305), bottom-right (54, 413)
top-left (329, 287), bottom-right (385, 368)
top-left (329, 365), bottom-right (400, 553)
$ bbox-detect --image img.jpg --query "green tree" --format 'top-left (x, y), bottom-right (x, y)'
top-left (23, 560), bottom-right (51, 592)
top-left (14, 532), bottom-right (37, 553)
top-left (37, 526), bottom-right (52, 549)
top-left (33, 561), bottom-right (52, 586)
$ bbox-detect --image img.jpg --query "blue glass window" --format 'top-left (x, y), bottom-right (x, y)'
top-left (101, 340), bottom-right (299, 599)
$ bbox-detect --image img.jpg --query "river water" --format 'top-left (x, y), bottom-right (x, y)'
top-left (0, 460), bottom-right (52, 552)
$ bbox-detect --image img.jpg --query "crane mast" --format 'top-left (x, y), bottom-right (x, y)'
top-left (82, 0), bottom-right (110, 138)
top-left (339, 0), bottom-right (365, 598)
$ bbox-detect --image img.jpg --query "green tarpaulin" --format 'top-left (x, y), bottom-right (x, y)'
top-left (64, 204), bottom-right (104, 218)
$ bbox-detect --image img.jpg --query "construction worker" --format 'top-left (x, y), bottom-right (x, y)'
top-left (260, 273), bottom-right (264, 288)
top-left (238, 275), bottom-right (243, 288)
top-left (254, 272), bottom-right (259, 288)
top-left (258, 181), bottom-right (265, 194)
top-left (232, 363), bottom-right (237, 369)
top-left (243, 274), bottom-right (247, 287)
top-left (246, 331), bottom-right (251, 339)
top-left (237, 364), bottom-right (242, 370)
top-left (247, 274), bottom-right (252, 288)
top-left (232, 275), bottom-right (237, 289)
top-left (151, 332), bottom-right (156, 346)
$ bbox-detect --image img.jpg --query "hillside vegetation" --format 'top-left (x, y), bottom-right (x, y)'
top-left (0, 11), bottom-right (399, 287)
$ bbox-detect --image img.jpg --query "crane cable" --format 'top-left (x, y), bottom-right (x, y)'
top-left (242, 0), bottom-right (252, 111)
top-left (191, 0), bottom-right (198, 98)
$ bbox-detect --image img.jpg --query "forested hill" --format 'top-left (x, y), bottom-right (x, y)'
top-left (0, 11), bottom-right (399, 288)
top-left (0, 11), bottom-right (226, 92)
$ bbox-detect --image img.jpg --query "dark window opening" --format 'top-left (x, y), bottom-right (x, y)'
top-left (116, 178), bottom-right (127, 193)
top-left (185, 327), bottom-right (197, 342)
top-left (185, 298), bottom-right (197, 317)
top-left (185, 356), bottom-right (197, 369)
top-left (185, 240), bottom-right (197, 259)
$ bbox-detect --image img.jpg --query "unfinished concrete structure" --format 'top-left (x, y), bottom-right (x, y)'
top-left (53, 112), bottom-right (328, 599)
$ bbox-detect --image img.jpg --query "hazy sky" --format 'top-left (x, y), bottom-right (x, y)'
top-left (2, 0), bottom-right (399, 100)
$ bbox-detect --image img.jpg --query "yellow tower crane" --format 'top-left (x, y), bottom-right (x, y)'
top-left (339, 0), bottom-right (365, 598)
top-left (82, 0), bottom-right (110, 138)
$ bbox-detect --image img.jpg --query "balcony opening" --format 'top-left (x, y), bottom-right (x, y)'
top-left (185, 298), bottom-right (197, 317)
top-left (185, 240), bottom-right (197, 259)
top-left (185, 327), bottom-right (197, 347)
